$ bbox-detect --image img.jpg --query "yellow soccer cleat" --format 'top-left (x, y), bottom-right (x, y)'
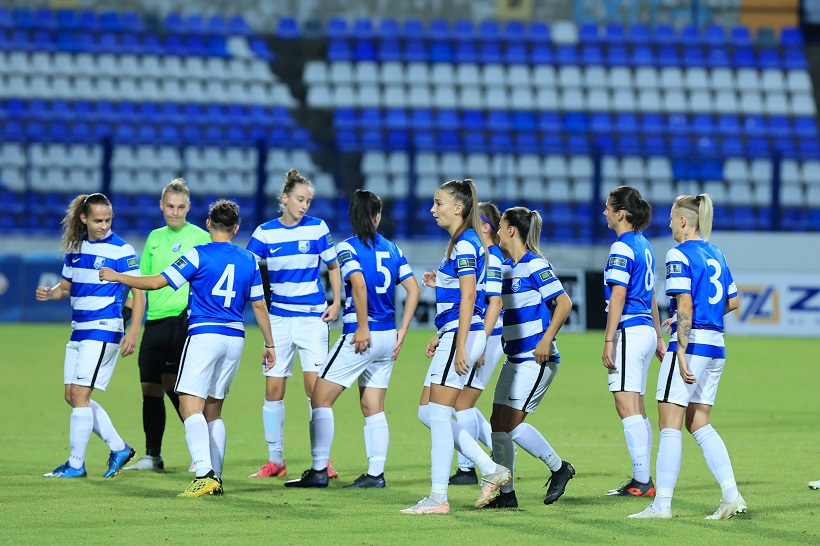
top-left (178, 474), bottom-right (223, 497)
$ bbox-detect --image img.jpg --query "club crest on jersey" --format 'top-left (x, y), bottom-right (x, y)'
top-left (609, 257), bottom-right (627, 268)
top-left (540, 270), bottom-right (554, 282)
top-left (512, 278), bottom-right (521, 292)
top-left (298, 241), bottom-right (310, 253)
top-left (174, 256), bottom-right (188, 269)
top-left (172, 242), bottom-right (182, 252)
top-left (93, 256), bottom-right (105, 270)
top-left (667, 263), bottom-right (682, 275)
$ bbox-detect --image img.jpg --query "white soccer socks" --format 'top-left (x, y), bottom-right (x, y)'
top-left (653, 428), bottom-right (683, 512)
top-left (693, 424), bottom-right (740, 502)
top-left (623, 414), bottom-right (650, 483)
top-left (90, 399), bottom-right (126, 452)
top-left (364, 412), bottom-right (389, 477)
top-left (310, 407), bottom-right (334, 471)
top-left (207, 419), bottom-right (226, 478)
top-left (263, 399), bottom-right (285, 465)
top-left (69, 406), bottom-right (93, 469)
top-left (184, 413), bottom-right (212, 477)
top-left (510, 422), bottom-right (562, 472)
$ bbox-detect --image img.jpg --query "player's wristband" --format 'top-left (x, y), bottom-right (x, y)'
top-left (264, 344), bottom-right (275, 348)
top-left (604, 340), bottom-right (614, 342)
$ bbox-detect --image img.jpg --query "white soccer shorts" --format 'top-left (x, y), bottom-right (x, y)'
top-left (464, 333), bottom-right (503, 391)
top-left (424, 329), bottom-right (486, 390)
top-left (493, 358), bottom-right (560, 414)
top-left (63, 339), bottom-right (121, 391)
top-left (176, 333), bottom-right (245, 400)
top-left (319, 329), bottom-right (396, 389)
top-left (655, 331), bottom-right (726, 407)
top-left (607, 324), bottom-right (657, 394)
top-left (265, 314), bottom-right (329, 377)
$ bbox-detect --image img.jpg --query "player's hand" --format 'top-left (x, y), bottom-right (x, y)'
top-left (392, 328), bottom-right (407, 360)
top-left (351, 325), bottom-right (371, 354)
top-left (453, 345), bottom-right (469, 375)
top-left (534, 336), bottom-right (553, 364)
top-left (602, 341), bottom-right (616, 369)
top-left (99, 267), bottom-right (118, 282)
top-left (474, 350), bottom-right (486, 369)
top-left (661, 317), bottom-right (674, 334)
top-left (425, 334), bottom-right (439, 358)
top-left (678, 353), bottom-right (696, 384)
top-left (35, 285), bottom-right (52, 302)
top-left (321, 302), bottom-right (340, 322)
top-left (655, 337), bottom-right (667, 362)
top-left (119, 330), bottom-right (138, 357)
top-left (422, 270), bottom-right (437, 288)
top-left (263, 347), bottom-right (276, 372)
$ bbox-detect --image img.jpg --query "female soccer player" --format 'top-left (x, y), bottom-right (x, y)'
top-left (402, 179), bottom-right (510, 515)
top-left (601, 186), bottom-right (666, 497)
top-left (247, 169), bottom-right (342, 479)
top-left (449, 202), bottom-right (504, 485)
top-left (486, 207), bottom-right (575, 508)
top-left (101, 199), bottom-right (276, 497)
top-left (37, 193), bottom-right (144, 479)
top-left (630, 194), bottom-right (744, 520)
top-left (283, 190), bottom-right (420, 489)
top-left (125, 179), bottom-right (210, 472)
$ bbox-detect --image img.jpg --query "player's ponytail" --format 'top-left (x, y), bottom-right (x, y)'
top-left (440, 179), bottom-right (487, 266)
top-left (349, 189), bottom-right (382, 248)
top-left (608, 185), bottom-right (652, 232)
top-left (478, 202), bottom-right (501, 246)
top-left (696, 193), bottom-right (714, 240)
top-left (209, 199), bottom-right (240, 232)
top-left (673, 193), bottom-right (714, 240)
top-left (503, 206), bottom-right (544, 258)
top-left (280, 169), bottom-right (315, 212)
top-left (60, 193), bottom-right (111, 255)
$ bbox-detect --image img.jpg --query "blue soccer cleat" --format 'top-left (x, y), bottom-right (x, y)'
top-left (103, 444), bottom-right (136, 478)
top-left (43, 462), bottom-right (87, 478)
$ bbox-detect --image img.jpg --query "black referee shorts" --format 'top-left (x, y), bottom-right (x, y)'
top-left (138, 312), bottom-right (188, 384)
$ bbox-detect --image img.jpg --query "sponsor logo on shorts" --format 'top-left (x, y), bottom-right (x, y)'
top-left (609, 257), bottom-right (628, 268)
top-left (667, 263), bottom-right (682, 275)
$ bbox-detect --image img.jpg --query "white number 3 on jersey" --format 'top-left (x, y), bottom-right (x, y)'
top-left (706, 258), bottom-right (723, 305)
top-left (212, 264), bottom-right (237, 307)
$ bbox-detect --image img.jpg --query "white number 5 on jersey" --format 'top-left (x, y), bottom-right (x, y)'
top-left (375, 251), bottom-right (392, 294)
top-left (212, 264), bottom-right (237, 307)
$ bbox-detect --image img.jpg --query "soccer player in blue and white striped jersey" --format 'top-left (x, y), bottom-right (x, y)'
top-left (450, 202), bottom-right (504, 485)
top-left (601, 186), bottom-right (666, 498)
top-left (284, 190), bottom-right (420, 489)
top-left (38, 193), bottom-right (145, 479)
top-left (630, 194), bottom-right (744, 520)
top-left (402, 179), bottom-right (510, 515)
top-left (246, 169), bottom-right (342, 479)
top-left (101, 199), bottom-right (276, 497)
top-left (487, 207), bottom-right (574, 508)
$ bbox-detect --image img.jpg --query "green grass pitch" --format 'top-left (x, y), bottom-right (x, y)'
top-left (1, 324), bottom-right (818, 544)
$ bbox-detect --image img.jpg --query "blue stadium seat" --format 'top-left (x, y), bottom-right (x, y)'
top-left (208, 14), bottom-right (228, 35)
top-left (402, 18), bottom-right (424, 40)
top-left (411, 130), bottom-right (434, 151)
top-left (781, 27), bottom-right (803, 47)
top-left (628, 24), bottom-right (650, 45)
top-left (361, 129), bottom-right (383, 150)
top-left (326, 17), bottom-right (347, 40)
top-left (732, 47), bottom-right (755, 68)
top-left (632, 46), bottom-right (655, 66)
top-left (327, 39), bottom-right (352, 61)
top-left (353, 40), bottom-right (376, 61)
top-left (378, 39), bottom-right (401, 61)
top-left (360, 108), bottom-right (382, 129)
top-left (453, 19), bottom-right (475, 41)
top-left (769, 116), bottom-right (791, 138)
top-left (463, 131), bottom-right (487, 151)
top-left (531, 44), bottom-right (553, 64)
top-left (641, 114), bottom-right (664, 134)
top-left (228, 15), bottom-right (250, 36)
top-left (385, 109), bottom-right (408, 130)
top-left (404, 40), bottom-right (427, 62)
top-left (428, 19), bottom-right (449, 38)
top-left (704, 25), bottom-right (726, 46)
top-left (277, 17), bottom-right (300, 39)
top-left (186, 14), bottom-right (206, 34)
top-left (564, 112), bottom-right (588, 133)
top-left (590, 112), bottom-right (613, 133)
top-left (479, 42), bottom-right (502, 63)
top-left (512, 111), bottom-right (536, 132)
top-left (436, 109), bottom-right (459, 131)
top-left (657, 46), bottom-right (680, 66)
top-left (617, 135), bottom-right (641, 155)
top-left (692, 114), bottom-right (714, 135)
top-left (376, 18), bottom-right (398, 40)
top-left (542, 134), bottom-right (564, 153)
top-left (784, 49), bottom-right (807, 70)
top-left (605, 24), bottom-right (626, 44)
top-left (644, 136), bottom-right (666, 155)
top-left (538, 112), bottom-right (561, 133)
top-left (438, 130), bottom-right (460, 151)
top-left (12, 8), bottom-right (36, 29)
top-left (608, 46), bottom-right (629, 66)
top-left (430, 41), bottom-right (453, 62)
top-left (462, 110), bottom-right (485, 131)
top-left (353, 18), bottom-right (374, 40)
top-left (504, 43), bottom-right (528, 64)
top-left (487, 111), bottom-right (512, 132)
top-left (757, 48), bottom-right (782, 69)
top-left (489, 131), bottom-right (513, 152)
top-left (581, 45), bottom-right (603, 65)
top-left (653, 24), bottom-right (676, 46)
top-left (567, 134), bottom-right (590, 154)
top-left (336, 129), bottom-right (358, 151)
top-left (503, 21), bottom-right (526, 42)
top-left (387, 130), bottom-right (409, 151)
top-left (454, 42), bottom-right (478, 63)
top-left (579, 24), bottom-right (599, 44)
top-left (683, 47), bottom-right (705, 67)
top-left (555, 45), bottom-right (578, 65)
top-left (516, 132), bottom-right (539, 153)
top-left (747, 137), bottom-right (772, 158)
top-left (799, 139), bottom-right (820, 158)
top-left (616, 113), bottom-right (638, 134)
top-left (410, 109), bottom-right (434, 130)
top-left (592, 134), bottom-right (615, 153)
top-left (164, 12), bottom-right (184, 33)
top-left (795, 118), bottom-right (818, 138)
top-left (730, 26), bottom-right (751, 47)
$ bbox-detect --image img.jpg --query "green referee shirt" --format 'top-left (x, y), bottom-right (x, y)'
top-left (140, 222), bottom-right (211, 320)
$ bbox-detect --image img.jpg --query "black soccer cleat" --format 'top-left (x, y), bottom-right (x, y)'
top-left (341, 473), bottom-right (386, 489)
top-left (544, 461), bottom-right (576, 505)
top-left (449, 467), bottom-right (478, 485)
top-left (606, 477), bottom-right (655, 497)
top-left (284, 468), bottom-right (329, 488)
top-left (481, 490), bottom-right (519, 509)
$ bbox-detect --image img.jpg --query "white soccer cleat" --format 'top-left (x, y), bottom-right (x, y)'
top-left (124, 455), bottom-right (164, 471)
top-left (400, 497), bottom-right (451, 514)
top-left (628, 504), bottom-right (673, 519)
top-left (809, 480), bottom-right (820, 490)
top-left (705, 495), bottom-right (747, 520)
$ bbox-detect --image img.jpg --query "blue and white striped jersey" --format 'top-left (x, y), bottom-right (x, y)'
top-left (603, 231), bottom-right (655, 329)
top-left (501, 252), bottom-right (566, 363)
top-left (434, 228), bottom-right (486, 334)
top-left (162, 242), bottom-right (264, 338)
top-left (482, 244), bottom-right (504, 336)
top-left (63, 230), bottom-right (140, 343)
top-left (665, 240), bottom-right (737, 358)
top-left (246, 215), bottom-right (337, 317)
top-left (336, 233), bottom-right (414, 335)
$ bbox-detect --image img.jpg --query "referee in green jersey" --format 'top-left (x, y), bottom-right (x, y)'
top-left (124, 179), bottom-right (211, 471)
